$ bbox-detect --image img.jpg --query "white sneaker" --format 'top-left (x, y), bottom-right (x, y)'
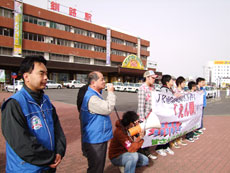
top-left (148, 154), bottom-right (157, 160)
top-left (193, 136), bottom-right (199, 140)
top-left (186, 138), bottom-right (194, 143)
top-left (156, 149), bottom-right (167, 156)
top-left (165, 147), bottom-right (174, 155)
top-left (118, 166), bottom-right (124, 173)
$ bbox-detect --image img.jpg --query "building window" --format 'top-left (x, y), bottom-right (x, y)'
top-left (141, 45), bottom-right (148, 51)
top-left (74, 56), bottom-right (90, 64)
top-left (22, 50), bottom-right (44, 56)
top-left (0, 27), bottom-right (13, 37)
top-left (74, 42), bottom-right (92, 50)
top-left (94, 46), bottom-right (106, 53)
top-left (0, 47), bottom-right (12, 55)
top-left (94, 59), bottom-right (106, 66)
top-left (111, 61), bottom-right (121, 67)
top-left (23, 15), bottom-right (47, 27)
top-left (52, 38), bottom-right (71, 47)
top-left (74, 27), bottom-right (87, 36)
top-left (125, 41), bottom-right (136, 48)
top-left (50, 53), bottom-right (69, 62)
top-left (141, 55), bottom-right (147, 61)
top-left (111, 49), bottom-right (127, 56)
top-left (23, 32), bottom-right (45, 42)
top-left (112, 37), bottom-right (124, 45)
top-left (0, 8), bottom-right (13, 18)
top-left (94, 33), bottom-right (106, 40)
top-left (50, 21), bottom-right (70, 32)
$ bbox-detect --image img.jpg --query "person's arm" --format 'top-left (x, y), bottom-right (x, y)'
top-left (88, 91), bottom-right (116, 115)
top-left (137, 88), bottom-right (145, 119)
top-left (52, 105), bottom-right (66, 158)
top-left (115, 129), bottom-right (144, 153)
top-left (1, 99), bottom-right (56, 166)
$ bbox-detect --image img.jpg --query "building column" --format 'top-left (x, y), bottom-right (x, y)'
top-left (69, 55), bottom-right (74, 63)
top-left (90, 58), bottom-right (94, 65)
top-left (44, 52), bottom-right (49, 60)
top-left (137, 37), bottom-right (141, 59)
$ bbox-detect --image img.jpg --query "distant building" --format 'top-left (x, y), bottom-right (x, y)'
top-left (204, 61), bottom-right (230, 88)
top-left (0, 0), bottom-right (162, 84)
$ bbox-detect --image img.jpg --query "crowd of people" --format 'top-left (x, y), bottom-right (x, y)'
top-left (1, 55), bottom-right (207, 173)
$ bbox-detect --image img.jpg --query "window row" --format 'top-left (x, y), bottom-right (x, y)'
top-left (0, 8), bottom-right (149, 50)
top-left (0, 8), bottom-right (13, 19)
top-left (0, 46), bottom-right (122, 67)
top-left (0, 27), bottom-right (14, 37)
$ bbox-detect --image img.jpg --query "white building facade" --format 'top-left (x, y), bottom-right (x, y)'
top-left (204, 61), bottom-right (230, 88)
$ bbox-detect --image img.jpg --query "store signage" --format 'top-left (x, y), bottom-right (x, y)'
top-left (121, 54), bottom-right (145, 70)
top-left (11, 72), bottom-right (17, 79)
top-left (13, 0), bottom-right (23, 57)
top-left (214, 61), bottom-right (230, 65)
top-left (48, 0), bottom-right (92, 22)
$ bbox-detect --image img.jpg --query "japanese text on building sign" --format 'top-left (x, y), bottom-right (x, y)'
top-left (48, 0), bottom-right (92, 22)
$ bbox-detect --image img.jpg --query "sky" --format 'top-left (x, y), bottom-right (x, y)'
top-left (23, 0), bottom-right (230, 78)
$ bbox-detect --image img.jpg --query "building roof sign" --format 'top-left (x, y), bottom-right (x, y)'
top-left (121, 54), bottom-right (144, 70)
top-left (48, 0), bottom-right (92, 22)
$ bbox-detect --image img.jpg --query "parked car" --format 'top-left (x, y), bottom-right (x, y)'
top-left (154, 84), bottom-right (161, 91)
top-left (127, 83), bottom-right (141, 93)
top-left (46, 80), bottom-right (62, 89)
top-left (205, 86), bottom-right (217, 98)
top-left (5, 80), bottom-right (24, 92)
top-left (112, 82), bottom-right (124, 91)
top-left (64, 80), bottom-right (85, 89)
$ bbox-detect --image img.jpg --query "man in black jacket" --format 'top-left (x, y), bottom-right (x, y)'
top-left (1, 56), bottom-right (66, 172)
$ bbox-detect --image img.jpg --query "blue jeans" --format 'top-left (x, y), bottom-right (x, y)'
top-left (111, 152), bottom-right (149, 173)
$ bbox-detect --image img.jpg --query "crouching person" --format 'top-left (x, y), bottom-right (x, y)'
top-left (109, 111), bottom-right (149, 173)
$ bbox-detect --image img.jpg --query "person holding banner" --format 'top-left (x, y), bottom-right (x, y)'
top-left (185, 81), bottom-right (199, 142)
top-left (173, 76), bottom-right (188, 146)
top-left (155, 75), bottom-right (175, 156)
top-left (196, 77), bottom-right (207, 134)
top-left (137, 70), bottom-right (158, 160)
top-left (109, 111), bottom-right (149, 173)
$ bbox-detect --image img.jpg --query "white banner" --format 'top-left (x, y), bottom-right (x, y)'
top-left (142, 91), bottom-right (204, 148)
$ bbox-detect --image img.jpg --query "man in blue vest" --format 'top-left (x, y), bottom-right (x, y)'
top-left (1, 56), bottom-right (66, 173)
top-left (81, 71), bottom-right (116, 173)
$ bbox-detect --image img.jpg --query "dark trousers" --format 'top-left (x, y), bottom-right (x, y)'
top-left (186, 131), bottom-right (194, 139)
top-left (155, 143), bottom-right (169, 150)
top-left (138, 147), bottom-right (151, 156)
top-left (83, 142), bottom-right (108, 173)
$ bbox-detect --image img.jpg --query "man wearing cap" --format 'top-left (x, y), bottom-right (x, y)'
top-left (137, 70), bottom-right (158, 160)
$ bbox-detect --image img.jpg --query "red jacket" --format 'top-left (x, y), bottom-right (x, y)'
top-left (108, 120), bottom-right (144, 160)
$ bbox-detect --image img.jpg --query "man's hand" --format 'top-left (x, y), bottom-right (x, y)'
top-left (107, 84), bottom-right (114, 92)
top-left (49, 154), bottom-right (62, 168)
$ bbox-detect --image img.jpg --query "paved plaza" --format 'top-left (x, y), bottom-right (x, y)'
top-left (0, 91), bottom-right (230, 173)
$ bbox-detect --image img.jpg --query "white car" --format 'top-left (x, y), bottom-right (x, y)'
top-left (112, 82), bottom-right (124, 91)
top-left (205, 86), bottom-right (216, 98)
top-left (127, 83), bottom-right (141, 93)
top-left (64, 80), bottom-right (85, 89)
top-left (5, 80), bottom-right (24, 92)
top-left (46, 80), bottom-right (62, 89)
top-left (154, 84), bottom-right (161, 91)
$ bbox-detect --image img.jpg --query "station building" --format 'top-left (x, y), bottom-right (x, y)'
top-left (0, 0), bottom-right (162, 84)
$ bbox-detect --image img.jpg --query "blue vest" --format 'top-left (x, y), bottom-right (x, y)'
top-left (2, 87), bottom-right (55, 173)
top-left (81, 87), bottom-right (113, 143)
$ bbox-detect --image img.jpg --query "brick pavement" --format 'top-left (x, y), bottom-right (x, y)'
top-left (0, 92), bottom-right (230, 173)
